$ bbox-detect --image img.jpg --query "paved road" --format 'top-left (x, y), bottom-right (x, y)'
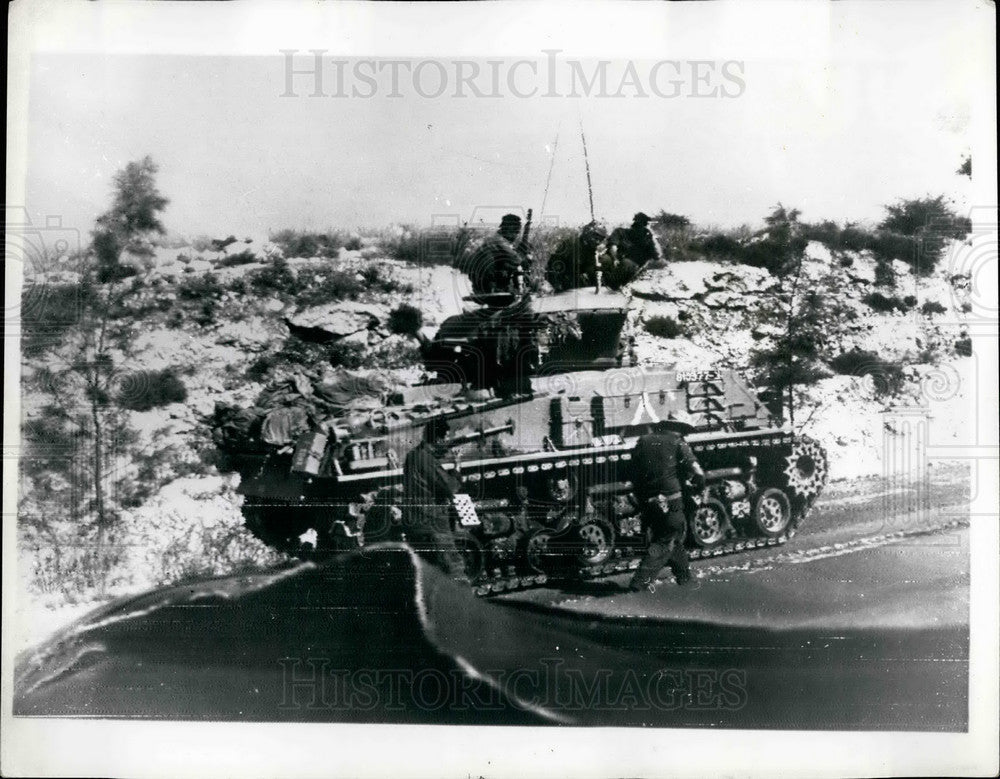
top-left (13, 466), bottom-right (970, 729)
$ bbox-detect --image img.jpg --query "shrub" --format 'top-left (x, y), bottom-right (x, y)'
top-left (654, 211), bottom-right (691, 230)
top-left (248, 258), bottom-right (298, 296)
top-left (921, 300), bottom-right (948, 315)
top-left (383, 227), bottom-right (427, 264)
top-left (691, 232), bottom-right (743, 260)
top-left (645, 315), bottom-right (684, 338)
top-left (862, 292), bottom-right (909, 313)
top-left (869, 231), bottom-right (917, 267)
top-left (877, 196), bottom-right (971, 274)
top-left (296, 267), bottom-right (364, 305)
top-left (177, 272), bottom-right (225, 300)
top-left (117, 368), bottom-right (188, 411)
top-left (829, 349), bottom-right (905, 397)
top-left (359, 264), bottom-right (413, 295)
top-left (955, 336), bottom-right (972, 357)
top-left (903, 295), bottom-right (917, 308)
top-left (873, 259), bottom-right (897, 287)
top-left (343, 235), bottom-right (363, 251)
top-left (216, 250), bottom-right (258, 268)
top-left (328, 340), bottom-right (368, 368)
top-left (388, 303), bottom-right (423, 336)
top-left (270, 229), bottom-right (344, 259)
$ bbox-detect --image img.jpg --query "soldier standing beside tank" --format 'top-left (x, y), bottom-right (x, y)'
top-left (627, 419), bottom-right (706, 592)
top-left (465, 213), bottom-right (533, 295)
top-left (402, 417), bottom-right (467, 580)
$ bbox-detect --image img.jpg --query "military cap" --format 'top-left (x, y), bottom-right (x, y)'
top-left (500, 213), bottom-right (523, 228)
top-left (633, 212), bottom-right (652, 225)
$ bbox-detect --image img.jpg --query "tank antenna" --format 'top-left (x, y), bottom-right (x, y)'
top-left (579, 117), bottom-right (595, 221)
top-left (540, 128), bottom-right (560, 217)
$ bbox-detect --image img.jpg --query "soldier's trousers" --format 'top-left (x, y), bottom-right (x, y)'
top-left (406, 509), bottom-right (467, 579)
top-left (629, 495), bottom-right (691, 588)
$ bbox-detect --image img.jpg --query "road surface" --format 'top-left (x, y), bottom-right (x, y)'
top-left (14, 465), bottom-right (970, 729)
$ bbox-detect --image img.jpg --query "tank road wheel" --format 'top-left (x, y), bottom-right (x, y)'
top-left (452, 530), bottom-right (485, 581)
top-left (783, 435), bottom-right (829, 503)
top-left (690, 499), bottom-right (730, 549)
top-left (525, 528), bottom-right (554, 573)
top-left (752, 488), bottom-right (793, 538)
top-left (576, 519), bottom-right (615, 566)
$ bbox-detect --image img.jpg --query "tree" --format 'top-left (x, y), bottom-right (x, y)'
top-left (750, 248), bottom-right (857, 426)
top-left (93, 156), bottom-right (169, 282)
top-left (877, 195), bottom-right (971, 275)
top-left (21, 157), bottom-right (169, 596)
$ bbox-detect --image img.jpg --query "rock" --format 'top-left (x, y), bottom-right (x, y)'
top-left (187, 259), bottom-right (213, 274)
top-left (287, 301), bottom-right (390, 339)
top-left (632, 261), bottom-right (778, 301)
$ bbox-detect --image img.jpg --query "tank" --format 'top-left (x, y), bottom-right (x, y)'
top-left (214, 287), bottom-right (829, 595)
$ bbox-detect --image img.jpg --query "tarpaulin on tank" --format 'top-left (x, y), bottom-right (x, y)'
top-left (212, 370), bottom-right (396, 452)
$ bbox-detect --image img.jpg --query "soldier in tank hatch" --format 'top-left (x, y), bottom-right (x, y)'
top-left (603, 211), bottom-right (663, 289)
top-left (463, 213), bottom-right (533, 295)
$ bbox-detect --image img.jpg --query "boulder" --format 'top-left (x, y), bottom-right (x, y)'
top-left (286, 301), bottom-right (390, 340)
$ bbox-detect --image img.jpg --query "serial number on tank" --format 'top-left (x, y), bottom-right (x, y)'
top-left (675, 370), bottom-right (721, 383)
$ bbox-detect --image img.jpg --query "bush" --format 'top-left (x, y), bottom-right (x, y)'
top-left (869, 231), bottom-right (917, 267)
top-left (296, 267), bottom-right (364, 305)
top-left (388, 303), bottom-right (423, 336)
top-left (691, 232), bottom-right (743, 260)
top-left (829, 349), bottom-right (905, 397)
top-left (117, 368), bottom-right (188, 411)
top-left (645, 315), bottom-right (684, 338)
top-left (874, 259), bottom-right (897, 287)
top-left (921, 300), bottom-right (948, 315)
top-left (177, 272), bottom-right (225, 300)
top-left (862, 292), bottom-right (909, 313)
top-left (328, 340), bottom-right (368, 368)
top-left (270, 229), bottom-right (344, 259)
top-left (216, 250), bottom-right (258, 268)
top-left (359, 264), bottom-right (413, 295)
top-left (955, 336), bottom-right (972, 357)
top-left (343, 235), bottom-right (363, 251)
top-left (248, 258), bottom-right (298, 296)
top-left (653, 212), bottom-right (692, 230)
top-left (876, 196), bottom-right (971, 274)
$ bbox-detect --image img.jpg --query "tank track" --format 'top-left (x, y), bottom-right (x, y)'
top-left (470, 527), bottom-right (799, 597)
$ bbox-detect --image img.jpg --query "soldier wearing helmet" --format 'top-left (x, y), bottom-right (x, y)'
top-left (545, 220), bottom-right (609, 292)
top-left (604, 212), bottom-right (663, 289)
top-left (464, 213), bottom-right (533, 295)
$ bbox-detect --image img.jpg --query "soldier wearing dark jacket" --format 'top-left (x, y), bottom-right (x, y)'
top-left (403, 418), bottom-right (466, 577)
top-left (605, 212), bottom-right (662, 288)
top-left (465, 214), bottom-right (532, 294)
top-left (628, 422), bottom-right (706, 592)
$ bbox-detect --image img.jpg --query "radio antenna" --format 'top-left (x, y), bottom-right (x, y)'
top-left (579, 117), bottom-right (595, 221)
top-left (540, 129), bottom-right (560, 217)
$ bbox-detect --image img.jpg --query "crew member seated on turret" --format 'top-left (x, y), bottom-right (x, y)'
top-left (462, 213), bottom-right (533, 295)
top-left (603, 212), bottom-right (663, 289)
top-left (545, 220), bottom-right (609, 292)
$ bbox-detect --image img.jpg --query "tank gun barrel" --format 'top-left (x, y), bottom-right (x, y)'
top-left (442, 419), bottom-right (516, 449)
